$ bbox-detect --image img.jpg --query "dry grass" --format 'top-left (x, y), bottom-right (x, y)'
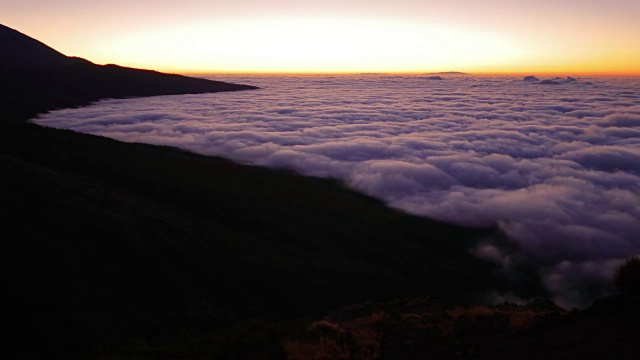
top-left (284, 311), bottom-right (387, 359)
top-left (308, 320), bottom-right (346, 334)
top-left (283, 337), bottom-right (350, 360)
top-left (283, 299), bottom-right (567, 359)
top-left (508, 309), bottom-right (537, 332)
top-left (351, 328), bottom-right (383, 360)
top-left (447, 305), bottom-right (495, 319)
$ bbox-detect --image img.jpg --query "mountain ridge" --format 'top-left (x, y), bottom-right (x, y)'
top-left (0, 24), bottom-right (257, 121)
top-left (0, 24), bottom-right (82, 69)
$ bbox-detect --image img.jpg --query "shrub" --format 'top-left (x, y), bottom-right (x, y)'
top-left (613, 257), bottom-right (640, 294)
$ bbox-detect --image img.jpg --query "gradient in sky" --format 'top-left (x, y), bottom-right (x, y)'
top-left (3, 0), bottom-right (640, 74)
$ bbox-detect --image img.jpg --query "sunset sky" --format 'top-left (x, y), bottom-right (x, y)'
top-left (3, 0), bottom-right (640, 74)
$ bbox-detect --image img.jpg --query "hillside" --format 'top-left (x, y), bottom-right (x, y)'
top-left (2, 122), bottom-right (535, 357)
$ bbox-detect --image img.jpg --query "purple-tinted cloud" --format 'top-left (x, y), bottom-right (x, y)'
top-left (34, 75), bottom-right (640, 306)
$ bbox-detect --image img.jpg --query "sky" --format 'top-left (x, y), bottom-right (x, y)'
top-left (3, 0), bottom-right (640, 74)
top-left (35, 75), bottom-right (640, 307)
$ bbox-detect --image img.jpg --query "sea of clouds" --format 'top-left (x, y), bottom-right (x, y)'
top-left (35, 75), bottom-right (640, 307)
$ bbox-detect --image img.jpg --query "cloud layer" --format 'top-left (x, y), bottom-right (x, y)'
top-left (36, 75), bottom-right (640, 306)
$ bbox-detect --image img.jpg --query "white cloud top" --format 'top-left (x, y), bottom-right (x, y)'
top-left (36, 75), bottom-right (640, 306)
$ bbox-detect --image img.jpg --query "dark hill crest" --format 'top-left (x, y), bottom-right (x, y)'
top-left (0, 24), bottom-right (87, 70)
top-left (0, 23), bottom-right (257, 121)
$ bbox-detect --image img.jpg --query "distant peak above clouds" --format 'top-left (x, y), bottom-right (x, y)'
top-left (425, 71), bottom-right (471, 75)
top-left (522, 76), bottom-right (587, 85)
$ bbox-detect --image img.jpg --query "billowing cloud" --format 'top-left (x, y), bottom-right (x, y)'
top-left (35, 75), bottom-right (640, 306)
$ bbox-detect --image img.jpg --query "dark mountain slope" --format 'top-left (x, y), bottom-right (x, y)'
top-left (0, 24), bottom-right (80, 69)
top-left (0, 24), bottom-right (257, 120)
top-left (0, 122), bottom-right (534, 358)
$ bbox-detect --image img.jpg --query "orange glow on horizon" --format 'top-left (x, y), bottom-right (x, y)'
top-left (3, 1), bottom-right (640, 76)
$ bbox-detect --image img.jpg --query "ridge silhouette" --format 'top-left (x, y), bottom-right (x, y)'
top-left (0, 24), bottom-right (257, 120)
top-left (0, 24), bottom-right (84, 69)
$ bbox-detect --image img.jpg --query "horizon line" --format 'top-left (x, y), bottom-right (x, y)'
top-left (174, 70), bottom-right (640, 77)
